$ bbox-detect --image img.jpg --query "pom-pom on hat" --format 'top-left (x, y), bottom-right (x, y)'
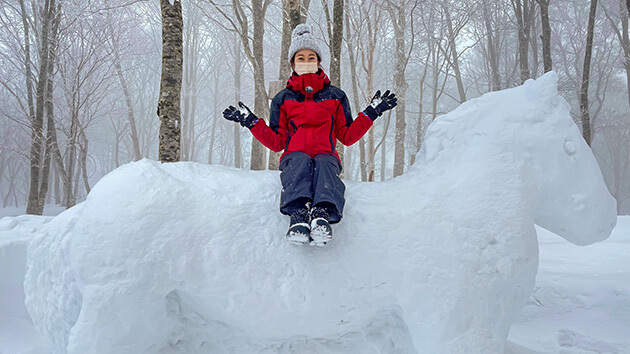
top-left (288, 24), bottom-right (322, 63)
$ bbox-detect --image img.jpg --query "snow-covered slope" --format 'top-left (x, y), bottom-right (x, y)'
top-left (22, 72), bottom-right (616, 353)
top-left (0, 215), bottom-right (52, 354)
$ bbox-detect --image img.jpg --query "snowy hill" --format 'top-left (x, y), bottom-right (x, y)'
top-left (2, 72), bottom-right (619, 353)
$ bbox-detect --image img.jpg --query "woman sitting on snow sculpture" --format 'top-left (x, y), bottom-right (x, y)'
top-left (223, 24), bottom-right (397, 246)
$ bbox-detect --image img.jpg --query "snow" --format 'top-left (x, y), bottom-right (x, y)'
top-left (0, 72), bottom-right (620, 353)
top-left (508, 220), bottom-right (630, 353)
top-left (0, 215), bottom-right (53, 354)
top-left (3, 217), bottom-right (629, 353)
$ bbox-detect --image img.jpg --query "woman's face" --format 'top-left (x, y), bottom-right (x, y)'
top-left (293, 49), bottom-right (319, 64)
top-left (292, 49), bottom-right (320, 75)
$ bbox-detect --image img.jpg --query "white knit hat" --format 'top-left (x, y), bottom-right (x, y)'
top-left (288, 24), bottom-right (322, 63)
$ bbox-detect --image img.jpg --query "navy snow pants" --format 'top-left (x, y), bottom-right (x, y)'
top-left (279, 152), bottom-right (345, 224)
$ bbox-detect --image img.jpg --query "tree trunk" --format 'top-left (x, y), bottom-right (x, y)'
top-left (482, 0), bottom-right (501, 91)
top-left (345, 10), bottom-right (366, 181)
top-left (208, 72), bottom-right (220, 165)
top-left (182, 11), bottom-right (200, 162)
top-left (620, 0), bottom-right (630, 110)
top-left (363, 14), bottom-right (378, 181)
top-left (234, 37), bottom-right (242, 168)
top-left (411, 51), bottom-right (431, 166)
top-left (327, 0), bottom-right (344, 87)
top-left (380, 130), bottom-right (386, 181)
top-left (53, 157), bottom-right (61, 205)
top-left (250, 0), bottom-right (269, 170)
top-left (36, 5), bottom-right (61, 214)
top-left (110, 21), bottom-right (142, 161)
top-left (114, 60), bottom-right (142, 161)
top-left (79, 125), bottom-right (90, 195)
top-left (18, 0), bottom-right (35, 127)
top-left (158, 0), bottom-right (183, 162)
top-left (513, 0), bottom-right (532, 83)
top-left (538, 0), bottom-right (552, 73)
top-left (389, 1), bottom-right (408, 178)
top-left (65, 91), bottom-right (80, 208)
top-left (580, 0), bottom-right (598, 146)
top-left (26, 0), bottom-right (54, 215)
top-left (324, 0), bottom-right (345, 175)
top-left (43, 91), bottom-right (71, 208)
top-left (443, 1), bottom-right (466, 102)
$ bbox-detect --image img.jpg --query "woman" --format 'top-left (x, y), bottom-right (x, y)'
top-left (223, 24), bottom-right (397, 246)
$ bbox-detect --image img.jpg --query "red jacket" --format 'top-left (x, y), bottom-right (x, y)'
top-left (250, 70), bottom-right (373, 162)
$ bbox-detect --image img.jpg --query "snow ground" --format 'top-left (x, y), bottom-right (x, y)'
top-left (508, 217), bottom-right (630, 354)
top-left (1, 209), bottom-right (628, 353)
top-left (0, 205), bottom-right (67, 218)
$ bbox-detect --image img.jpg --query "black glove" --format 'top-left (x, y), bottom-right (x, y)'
top-left (363, 90), bottom-right (397, 121)
top-left (222, 101), bottom-right (259, 129)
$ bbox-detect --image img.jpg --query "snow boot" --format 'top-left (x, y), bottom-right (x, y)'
top-left (286, 204), bottom-right (311, 245)
top-left (309, 206), bottom-right (332, 247)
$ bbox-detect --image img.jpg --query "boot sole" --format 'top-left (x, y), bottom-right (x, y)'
top-left (286, 223), bottom-right (310, 245)
top-left (310, 218), bottom-right (332, 247)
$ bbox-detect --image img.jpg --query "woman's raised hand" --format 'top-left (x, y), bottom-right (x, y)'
top-left (222, 101), bottom-right (259, 129)
top-left (362, 90), bottom-right (398, 121)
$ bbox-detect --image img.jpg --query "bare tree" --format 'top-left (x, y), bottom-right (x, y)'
top-left (343, 7), bottom-right (366, 180)
top-left (25, 0), bottom-right (60, 215)
top-left (387, 0), bottom-right (417, 177)
top-left (512, 0), bottom-right (535, 83)
top-left (481, 0), bottom-right (502, 91)
top-left (209, 0), bottom-right (272, 170)
top-left (233, 33), bottom-right (243, 168)
top-left (581, 0), bottom-right (599, 145)
top-left (536, 0), bottom-right (553, 72)
top-left (441, 0), bottom-right (468, 103)
top-left (410, 49), bottom-right (431, 166)
top-left (602, 0), bottom-right (630, 109)
top-left (595, 110), bottom-right (630, 213)
top-left (321, 0), bottom-right (346, 174)
top-left (107, 16), bottom-right (142, 162)
top-left (350, 1), bottom-right (382, 181)
top-left (158, 0), bottom-right (183, 162)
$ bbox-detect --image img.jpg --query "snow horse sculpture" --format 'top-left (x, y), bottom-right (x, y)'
top-left (25, 72), bottom-right (616, 353)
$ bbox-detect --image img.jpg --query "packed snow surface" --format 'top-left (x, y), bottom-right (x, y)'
top-left (22, 72), bottom-right (616, 353)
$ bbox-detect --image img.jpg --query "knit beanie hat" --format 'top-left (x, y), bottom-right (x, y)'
top-left (288, 24), bottom-right (322, 63)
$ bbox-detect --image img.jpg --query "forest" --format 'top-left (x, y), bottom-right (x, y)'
top-left (0, 0), bottom-right (628, 214)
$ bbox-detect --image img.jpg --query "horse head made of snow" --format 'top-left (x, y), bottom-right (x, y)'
top-left (25, 72), bottom-right (616, 354)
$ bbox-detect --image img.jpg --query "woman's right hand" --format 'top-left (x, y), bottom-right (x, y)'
top-left (223, 101), bottom-right (259, 129)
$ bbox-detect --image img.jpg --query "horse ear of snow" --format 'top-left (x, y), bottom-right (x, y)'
top-left (23, 72), bottom-right (616, 353)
